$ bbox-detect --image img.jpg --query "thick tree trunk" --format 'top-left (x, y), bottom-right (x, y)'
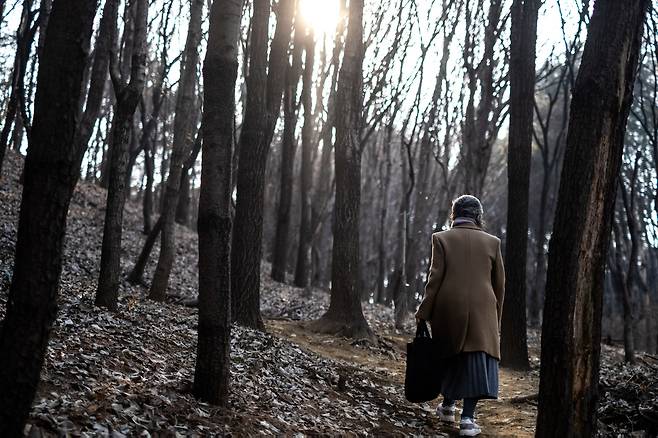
top-left (0, 0), bottom-right (97, 433)
top-left (294, 28), bottom-right (315, 288)
top-left (536, 1), bottom-right (647, 436)
top-left (193, 0), bottom-right (243, 406)
top-left (500, 0), bottom-right (538, 371)
top-left (148, 0), bottom-right (203, 302)
top-left (231, 0), bottom-right (293, 328)
top-left (271, 27), bottom-right (303, 283)
top-left (95, 0), bottom-right (148, 311)
top-left (310, 0), bottom-right (372, 340)
top-left (230, 0), bottom-right (270, 328)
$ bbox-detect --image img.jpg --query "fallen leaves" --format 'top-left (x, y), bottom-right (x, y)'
top-left (1, 150), bottom-right (655, 437)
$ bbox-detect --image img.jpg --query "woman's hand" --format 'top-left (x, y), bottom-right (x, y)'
top-left (415, 315), bottom-right (423, 324)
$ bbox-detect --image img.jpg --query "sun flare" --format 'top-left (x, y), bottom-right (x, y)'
top-left (299, 0), bottom-right (341, 35)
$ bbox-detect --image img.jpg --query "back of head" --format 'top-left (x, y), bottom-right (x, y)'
top-left (450, 194), bottom-right (484, 228)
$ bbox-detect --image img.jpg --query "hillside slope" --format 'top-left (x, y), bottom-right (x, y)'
top-left (1, 151), bottom-right (655, 437)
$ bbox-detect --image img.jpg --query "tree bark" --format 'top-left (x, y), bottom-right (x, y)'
top-left (618, 151), bottom-right (642, 363)
top-left (310, 0), bottom-right (372, 340)
top-left (0, 0), bottom-right (97, 433)
top-left (176, 169), bottom-right (192, 226)
top-left (0, 0), bottom-right (37, 173)
top-left (500, 0), bottom-right (538, 371)
top-left (193, 0), bottom-right (243, 406)
top-left (528, 166), bottom-right (550, 327)
top-left (394, 133), bottom-right (413, 329)
top-left (271, 23), bottom-right (303, 283)
top-left (376, 133), bottom-right (391, 304)
top-left (128, 135), bottom-right (201, 285)
top-left (148, 0), bottom-right (203, 302)
top-left (294, 28), bottom-right (315, 288)
top-left (138, 18), bottom-right (173, 235)
top-left (536, 1), bottom-right (648, 436)
top-left (72, 0), bottom-right (115, 170)
top-left (461, 0), bottom-right (503, 196)
top-left (143, 141), bottom-right (155, 233)
top-left (95, 0), bottom-right (148, 311)
top-left (310, 0), bottom-right (346, 287)
top-left (611, 217), bottom-right (636, 363)
top-left (231, 0), bottom-right (293, 328)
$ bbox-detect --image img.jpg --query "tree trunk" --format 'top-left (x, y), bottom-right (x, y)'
top-left (193, 0), bottom-right (243, 406)
top-left (294, 28), bottom-right (315, 288)
top-left (271, 24), bottom-right (303, 283)
top-left (73, 0), bottom-right (115, 171)
top-left (0, 0), bottom-right (37, 173)
top-left (138, 31), bottom-right (171, 235)
top-left (611, 218), bottom-right (635, 363)
top-left (148, 0), bottom-right (203, 302)
top-left (536, 1), bottom-right (647, 436)
top-left (461, 0), bottom-right (502, 196)
top-left (310, 0), bottom-right (372, 340)
top-left (528, 167), bottom-right (550, 327)
top-left (95, 0), bottom-right (148, 311)
top-left (376, 134), bottom-right (391, 304)
top-left (176, 170), bottom-right (192, 226)
top-left (309, 1), bottom-right (346, 287)
top-left (231, 0), bottom-right (293, 328)
top-left (394, 135), bottom-right (413, 329)
top-left (405, 24), bottom-right (454, 294)
top-left (500, 0), bottom-right (538, 371)
top-left (0, 0), bottom-right (97, 433)
top-left (142, 129), bottom-right (155, 234)
top-left (619, 153), bottom-right (642, 362)
top-left (127, 138), bottom-right (201, 285)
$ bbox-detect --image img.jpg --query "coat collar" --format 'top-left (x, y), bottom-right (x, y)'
top-left (452, 222), bottom-right (482, 231)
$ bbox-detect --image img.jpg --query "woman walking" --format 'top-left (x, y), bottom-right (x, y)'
top-left (415, 195), bottom-right (505, 437)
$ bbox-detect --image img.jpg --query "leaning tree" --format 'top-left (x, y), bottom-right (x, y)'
top-left (536, 0), bottom-right (649, 436)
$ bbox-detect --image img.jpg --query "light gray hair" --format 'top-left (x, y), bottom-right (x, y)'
top-left (450, 195), bottom-right (484, 227)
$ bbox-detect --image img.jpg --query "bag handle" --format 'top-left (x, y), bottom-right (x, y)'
top-left (415, 321), bottom-right (431, 339)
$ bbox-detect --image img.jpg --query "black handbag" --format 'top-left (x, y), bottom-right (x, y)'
top-left (404, 321), bottom-right (442, 403)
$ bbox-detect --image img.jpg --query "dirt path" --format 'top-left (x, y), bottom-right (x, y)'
top-left (267, 319), bottom-right (539, 437)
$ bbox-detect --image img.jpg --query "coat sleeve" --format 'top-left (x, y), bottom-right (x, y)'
top-left (492, 239), bottom-right (505, 329)
top-left (415, 234), bottom-right (445, 321)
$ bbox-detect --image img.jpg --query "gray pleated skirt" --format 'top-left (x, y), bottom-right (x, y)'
top-left (440, 351), bottom-right (499, 400)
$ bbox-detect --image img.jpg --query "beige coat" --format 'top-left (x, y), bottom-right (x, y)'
top-left (415, 223), bottom-right (505, 360)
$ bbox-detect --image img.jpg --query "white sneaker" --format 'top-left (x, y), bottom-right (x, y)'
top-left (459, 417), bottom-right (482, 436)
top-left (436, 404), bottom-right (456, 423)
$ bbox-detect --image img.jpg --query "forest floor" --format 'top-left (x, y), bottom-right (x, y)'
top-left (1, 151), bottom-right (656, 437)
